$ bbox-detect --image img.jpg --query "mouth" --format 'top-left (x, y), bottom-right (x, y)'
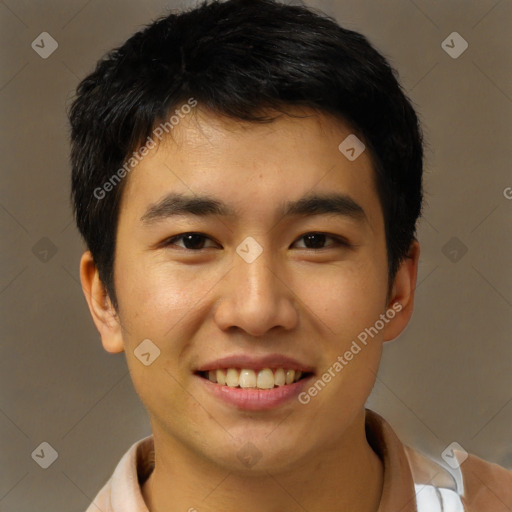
top-left (196, 367), bottom-right (313, 390)
top-left (194, 354), bottom-right (315, 410)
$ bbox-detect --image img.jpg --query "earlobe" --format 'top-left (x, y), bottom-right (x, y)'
top-left (79, 251), bottom-right (124, 354)
top-left (382, 240), bottom-right (420, 342)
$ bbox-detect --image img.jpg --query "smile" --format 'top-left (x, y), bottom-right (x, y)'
top-left (195, 354), bottom-right (315, 409)
top-left (198, 368), bottom-right (309, 390)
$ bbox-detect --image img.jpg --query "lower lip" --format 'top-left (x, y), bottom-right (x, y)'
top-left (198, 375), bottom-right (313, 411)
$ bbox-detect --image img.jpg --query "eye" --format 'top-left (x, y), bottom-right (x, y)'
top-left (292, 232), bottom-right (350, 250)
top-left (163, 233), bottom-right (220, 250)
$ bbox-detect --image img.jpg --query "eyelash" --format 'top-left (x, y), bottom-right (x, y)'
top-left (162, 232), bottom-right (351, 251)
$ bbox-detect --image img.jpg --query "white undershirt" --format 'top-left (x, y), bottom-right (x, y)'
top-left (415, 484), bottom-right (464, 512)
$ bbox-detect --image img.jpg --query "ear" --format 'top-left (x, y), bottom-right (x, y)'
top-left (79, 251), bottom-right (124, 353)
top-left (382, 240), bottom-right (420, 342)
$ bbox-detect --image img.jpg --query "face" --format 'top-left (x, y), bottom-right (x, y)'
top-left (82, 107), bottom-right (417, 475)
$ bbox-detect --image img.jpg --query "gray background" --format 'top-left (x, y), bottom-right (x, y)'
top-left (1, 0), bottom-right (511, 510)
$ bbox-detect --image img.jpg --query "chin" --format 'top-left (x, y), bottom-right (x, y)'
top-left (203, 429), bottom-right (311, 475)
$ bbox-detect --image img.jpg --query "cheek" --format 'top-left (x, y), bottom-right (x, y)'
top-left (114, 255), bottom-right (208, 342)
top-left (115, 261), bottom-right (205, 419)
top-left (296, 259), bottom-right (388, 341)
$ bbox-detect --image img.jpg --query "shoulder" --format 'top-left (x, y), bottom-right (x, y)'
top-left (406, 445), bottom-right (512, 512)
top-left (85, 478), bottom-right (113, 512)
top-left (458, 452), bottom-right (512, 511)
top-left (85, 436), bottom-right (154, 512)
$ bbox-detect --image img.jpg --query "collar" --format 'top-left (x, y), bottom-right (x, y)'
top-left (106, 409), bottom-right (425, 511)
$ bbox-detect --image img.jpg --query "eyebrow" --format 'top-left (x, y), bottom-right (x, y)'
top-left (140, 192), bottom-right (367, 225)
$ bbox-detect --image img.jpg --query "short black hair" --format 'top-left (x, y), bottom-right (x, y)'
top-left (69, 0), bottom-right (423, 309)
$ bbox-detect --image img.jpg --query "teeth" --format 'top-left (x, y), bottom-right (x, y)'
top-left (216, 369), bottom-right (226, 385)
top-left (239, 369), bottom-right (257, 388)
top-left (204, 368), bottom-right (305, 389)
top-left (257, 369), bottom-right (274, 389)
top-left (226, 368), bottom-right (239, 387)
top-left (274, 368), bottom-right (285, 386)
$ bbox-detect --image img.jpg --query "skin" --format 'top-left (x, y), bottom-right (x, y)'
top-left (80, 107), bottom-right (420, 512)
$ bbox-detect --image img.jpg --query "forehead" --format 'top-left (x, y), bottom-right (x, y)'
top-left (118, 107), bottom-right (383, 230)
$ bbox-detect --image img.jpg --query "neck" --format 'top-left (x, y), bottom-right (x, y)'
top-left (142, 411), bottom-right (383, 512)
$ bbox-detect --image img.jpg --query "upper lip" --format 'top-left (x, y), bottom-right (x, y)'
top-left (195, 354), bottom-right (315, 373)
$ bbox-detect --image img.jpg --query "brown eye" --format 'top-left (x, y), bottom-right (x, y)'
top-left (164, 233), bottom-right (218, 250)
top-left (303, 233), bottom-right (328, 249)
top-left (293, 232), bottom-right (349, 250)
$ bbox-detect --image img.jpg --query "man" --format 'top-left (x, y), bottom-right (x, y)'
top-left (69, 0), bottom-right (512, 510)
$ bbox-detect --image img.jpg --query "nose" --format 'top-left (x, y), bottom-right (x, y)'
top-left (213, 244), bottom-right (299, 337)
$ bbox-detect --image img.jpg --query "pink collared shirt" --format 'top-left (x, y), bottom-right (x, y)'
top-left (86, 410), bottom-right (512, 512)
